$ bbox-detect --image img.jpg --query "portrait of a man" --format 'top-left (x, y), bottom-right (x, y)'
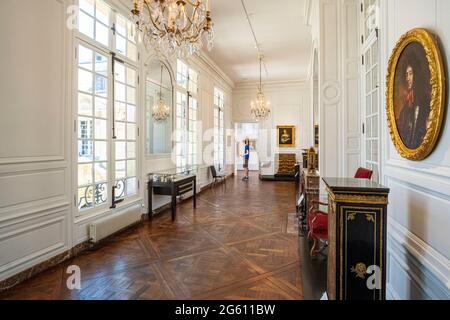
top-left (393, 42), bottom-right (432, 150)
top-left (277, 126), bottom-right (295, 148)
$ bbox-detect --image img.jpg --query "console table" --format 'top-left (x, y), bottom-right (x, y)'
top-left (148, 169), bottom-right (197, 221)
top-left (323, 178), bottom-right (390, 300)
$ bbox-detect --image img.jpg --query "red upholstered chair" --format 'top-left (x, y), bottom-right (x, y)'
top-left (354, 167), bottom-right (373, 180)
top-left (308, 167), bottom-right (374, 257)
top-left (307, 200), bottom-right (329, 257)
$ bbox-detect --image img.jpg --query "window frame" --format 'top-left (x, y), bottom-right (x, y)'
top-left (360, 0), bottom-right (381, 183)
top-left (74, 0), bottom-right (141, 218)
top-left (175, 59), bottom-right (199, 168)
top-left (214, 87), bottom-right (225, 171)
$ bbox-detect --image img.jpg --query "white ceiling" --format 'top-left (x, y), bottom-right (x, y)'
top-left (206, 0), bottom-right (312, 84)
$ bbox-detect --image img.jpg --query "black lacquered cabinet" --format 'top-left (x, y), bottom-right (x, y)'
top-left (323, 178), bottom-right (390, 300)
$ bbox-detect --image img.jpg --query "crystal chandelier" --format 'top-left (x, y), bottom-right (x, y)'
top-left (250, 55), bottom-right (271, 121)
top-left (152, 65), bottom-right (171, 122)
top-left (131, 0), bottom-right (215, 57)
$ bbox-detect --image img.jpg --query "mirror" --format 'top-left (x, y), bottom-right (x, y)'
top-left (145, 60), bottom-right (173, 155)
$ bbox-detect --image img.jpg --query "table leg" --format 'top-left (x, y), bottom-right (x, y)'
top-left (148, 180), bottom-right (153, 220)
top-left (193, 179), bottom-right (197, 209)
top-left (171, 185), bottom-right (177, 221)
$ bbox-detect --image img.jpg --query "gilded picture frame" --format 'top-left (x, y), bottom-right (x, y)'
top-left (386, 28), bottom-right (446, 161)
top-left (277, 125), bottom-right (295, 148)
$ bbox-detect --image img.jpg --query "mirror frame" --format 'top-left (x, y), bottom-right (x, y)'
top-left (144, 57), bottom-right (176, 158)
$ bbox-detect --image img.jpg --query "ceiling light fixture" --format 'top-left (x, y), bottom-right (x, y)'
top-left (250, 54), bottom-right (271, 121)
top-left (131, 0), bottom-right (215, 57)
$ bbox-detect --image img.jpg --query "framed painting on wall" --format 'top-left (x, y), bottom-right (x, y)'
top-left (386, 28), bottom-right (446, 161)
top-left (277, 126), bottom-right (295, 148)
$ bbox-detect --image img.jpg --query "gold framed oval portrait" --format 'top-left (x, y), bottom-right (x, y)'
top-left (386, 28), bottom-right (446, 161)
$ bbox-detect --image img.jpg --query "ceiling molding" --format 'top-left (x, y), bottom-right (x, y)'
top-left (198, 52), bottom-right (235, 89)
top-left (234, 78), bottom-right (309, 91)
top-left (304, 0), bottom-right (313, 26)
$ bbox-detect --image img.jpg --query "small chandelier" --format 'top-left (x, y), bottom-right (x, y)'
top-left (152, 64), bottom-right (171, 122)
top-left (250, 54), bottom-right (271, 121)
top-left (131, 0), bottom-right (215, 57)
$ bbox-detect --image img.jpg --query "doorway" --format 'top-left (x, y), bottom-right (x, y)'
top-left (235, 122), bottom-right (260, 173)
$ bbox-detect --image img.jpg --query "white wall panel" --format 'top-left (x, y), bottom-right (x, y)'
top-left (0, 0), bottom-right (72, 282)
top-left (0, 170), bottom-right (66, 209)
top-left (0, 0), bottom-right (66, 163)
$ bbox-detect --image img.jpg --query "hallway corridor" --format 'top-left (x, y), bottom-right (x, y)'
top-left (0, 174), bottom-right (304, 300)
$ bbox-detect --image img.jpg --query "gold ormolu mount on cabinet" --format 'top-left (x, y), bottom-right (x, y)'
top-left (307, 147), bottom-right (317, 173)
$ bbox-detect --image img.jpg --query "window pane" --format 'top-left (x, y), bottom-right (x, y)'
top-left (96, 0), bottom-right (110, 25)
top-left (127, 178), bottom-right (137, 196)
top-left (115, 63), bottom-right (125, 83)
top-left (78, 69), bottom-right (93, 93)
top-left (127, 86), bottom-right (136, 104)
top-left (78, 163), bottom-right (93, 186)
top-left (115, 102), bottom-right (126, 121)
top-left (79, 11), bottom-right (95, 39)
top-left (116, 35), bottom-right (126, 55)
top-left (115, 83), bottom-right (126, 102)
top-left (78, 45), bottom-right (93, 70)
top-left (115, 180), bottom-right (126, 199)
top-left (127, 123), bottom-right (136, 140)
top-left (127, 105), bottom-right (136, 123)
top-left (78, 140), bottom-right (93, 162)
top-left (95, 119), bottom-right (107, 140)
top-left (78, 93), bottom-right (93, 116)
top-left (78, 186), bottom-right (93, 210)
top-left (94, 183), bottom-right (108, 205)
top-left (115, 161), bottom-right (126, 179)
top-left (127, 160), bottom-right (136, 177)
top-left (95, 97), bottom-right (107, 118)
top-left (115, 141), bottom-right (126, 160)
top-left (79, 0), bottom-right (95, 15)
top-left (96, 22), bottom-right (109, 46)
top-left (127, 142), bottom-right (136, 158)
top-left (78, 117), bottom-right (93, 139)
top-left (95, 75), bottom-right (108, 97)
top-left (95, 141), bottom-right (107, 161)
top-left (116, 15), bottom-right (127, 36)
top-left (116, 122), bottom-right (126, 140)
top-left (95, 53), bottom-right (108, 76)
top-left (127, 68), bottom-right (136, 86)
top-left (94, 162), bottom-right (108, 182)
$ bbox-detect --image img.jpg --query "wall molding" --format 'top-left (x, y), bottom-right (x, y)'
top-left (385, 164), bottom-right (450, 200)
top-left (388, 218), bottom-right (450, 299)
top-left (234, 79), bottom-right (309, 91)
top-left (0, 201), bottom-right (70, 228)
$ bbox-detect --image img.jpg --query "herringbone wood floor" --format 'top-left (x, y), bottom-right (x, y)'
top-left (0, 173), bottom-right (303, 300)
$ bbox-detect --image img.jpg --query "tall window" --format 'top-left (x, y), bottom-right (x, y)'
top-left (214, 88), bottom-right (225, 170)
top-left (76, 0), bottom-right (139, 215)
top-left (361, 0), bottom-right (380, 182)
top-left (176, 59), bottom-right (198, 168)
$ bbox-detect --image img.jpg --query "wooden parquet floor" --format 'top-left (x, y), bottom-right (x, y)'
top-left (0, 173), bottom-right (303, 300)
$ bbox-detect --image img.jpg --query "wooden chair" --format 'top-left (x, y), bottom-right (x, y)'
top-left (210, 166), bottom-right (226, 189)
